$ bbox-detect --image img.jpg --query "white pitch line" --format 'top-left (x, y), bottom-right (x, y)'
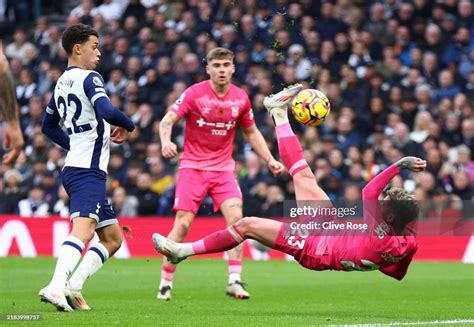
top-left (326, 319), bottom-right (474, 327)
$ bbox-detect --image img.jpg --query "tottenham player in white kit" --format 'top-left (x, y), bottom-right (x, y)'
top-left (39, 24), bottom-right (135, 312)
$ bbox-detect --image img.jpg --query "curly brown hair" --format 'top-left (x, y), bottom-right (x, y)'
top-left (385, 187), bottom-right (420, 229)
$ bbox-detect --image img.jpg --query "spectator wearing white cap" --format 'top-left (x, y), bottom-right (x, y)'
top-left (286, 44), bottom-right (311, 80)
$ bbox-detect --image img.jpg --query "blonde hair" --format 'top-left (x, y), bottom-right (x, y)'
top-left (206, 47), bottom-right (234, 63)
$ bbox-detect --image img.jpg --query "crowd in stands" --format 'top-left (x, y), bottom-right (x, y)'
top-left (0, 0), bottom-right (473, 219)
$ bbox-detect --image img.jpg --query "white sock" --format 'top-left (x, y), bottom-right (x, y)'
top-left (49, 236), bottom-right (85, 290)
top-left (177, 243), bottom-right (194, 257)
top-left (159, 279), bottom-right (173, 289)
top-left (68, 243), bottom-right (109, 290)
top-left (229, 273), bottom-right (241, 284)
top-left (270, 107), bottom-right (289, 126)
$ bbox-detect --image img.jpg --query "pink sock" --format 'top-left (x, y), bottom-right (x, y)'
top-left (191, 225), bottom-right (245, 254)
top-left (275, 123), bottom-right (295, 139)
top-left (161, 264), bottom-right (176, 281)
top-left (276, 124), bottom-right (308, 176)
top-left (228, 259), bottom-right (242, 275)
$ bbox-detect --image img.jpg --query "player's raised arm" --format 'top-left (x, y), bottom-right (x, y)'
top-left (242, 125), bottom-right (284, 176)
top-left (362, 156), bottom-right (427, 200)
top-left (0, 41), bottom-right (25, 164)
top-left (159, 111), bottom-right (180, 159)
top-left (41, 93), bottom-right (70, 151)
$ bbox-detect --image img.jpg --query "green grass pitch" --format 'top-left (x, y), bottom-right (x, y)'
top-left (1, 258), bottom-right (473, 326)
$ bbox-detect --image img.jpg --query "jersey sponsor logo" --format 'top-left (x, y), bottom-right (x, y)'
top-left (176, 92), bottom-right (186, 105)
top-left (93, 76), bottom-right (103, 87)
top-left (196, 117), bottom-right (236, 130)
top-left (211, 129), bottom-right (228, 136)
top-left (231, 107), bottom-right (239, 117)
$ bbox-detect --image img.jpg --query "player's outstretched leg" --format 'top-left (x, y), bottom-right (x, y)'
top-left (153, 217), bottom-right (281, 265)
top-left (264, 85), bottom-right (330, 202)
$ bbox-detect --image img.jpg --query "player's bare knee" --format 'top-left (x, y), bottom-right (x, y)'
top-left (226, 214), bottom-right (243, 225)
top-left (71, 228), bottom-right (95, 244)
top-left (110, 233), bottom-right (123, 252)
top-left (234, 217), bottom-right (257, 237)
top-left (175, 220), bottom-right (191, 236)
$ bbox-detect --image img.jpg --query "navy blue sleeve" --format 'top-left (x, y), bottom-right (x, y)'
top-left (94, 97), bottom-right (135, 132)
top-left (41, 95), bottom-right (70, 151)
top-left (84, 72), bottom-right (135, 132)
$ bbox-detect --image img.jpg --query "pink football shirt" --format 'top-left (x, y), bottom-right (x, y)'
top-left (171, 80), bottom-right (255, 171)
top-left (311, 165), bottom-right (418, 280)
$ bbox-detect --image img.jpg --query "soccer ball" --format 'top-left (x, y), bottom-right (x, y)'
top-left (291, 89), bottom-right (331, 127)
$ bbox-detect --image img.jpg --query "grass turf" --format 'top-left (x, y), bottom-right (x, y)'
top-left (0, 258), bottom-right (473, 326)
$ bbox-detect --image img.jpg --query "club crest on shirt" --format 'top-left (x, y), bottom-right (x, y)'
top-left (231, 106), bottom-right (239, 117)
top-left (217, 108), bottom-right (225, 117)
top-left (93, 76), bottom-right (103, 87)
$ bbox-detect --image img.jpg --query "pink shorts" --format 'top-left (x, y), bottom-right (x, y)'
top-left (273, 223), bottom-right (324, 270)
top-left (173, 168), bottom-right (242, 214)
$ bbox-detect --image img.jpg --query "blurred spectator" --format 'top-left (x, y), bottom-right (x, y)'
top-left (148, 156), bottom-right (174, 195)
top-left (450, 171), bottom-right (473, 200)
top-left (334, 115), bottom-right (364, 154)
top-left (410, 111), bottom-right (433, 144)
top-left (16, 68), bottom-right (38, 112)
top-left (132, 172), bottom-right (159, 216)
top-left (5, 27), bottom-right (37, 65)
top-left (240, 152), bottom-right (272, 198)
top-left (94, 0), bottom-right (126, 22)
top-left (286, 44), bottom-right (311, 81)
top-left (338, 183), bottom-right (363, 218)
top-left (433, 70), bottom-right (461, 104)
top-left (112, 186), bottom-right (138, 217)
top-left (52, 186), bottom-right (69, 217)
top-left (244, 181), bottom-right (269, 217)
top-left (261, 185), bottom-right (284, 217)
top-left (18, 186), bottom-right (49, 217)
top-left (1, 0), bottom-right (472, 217)
top-left (2, 169), bottom-right (27, 213)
